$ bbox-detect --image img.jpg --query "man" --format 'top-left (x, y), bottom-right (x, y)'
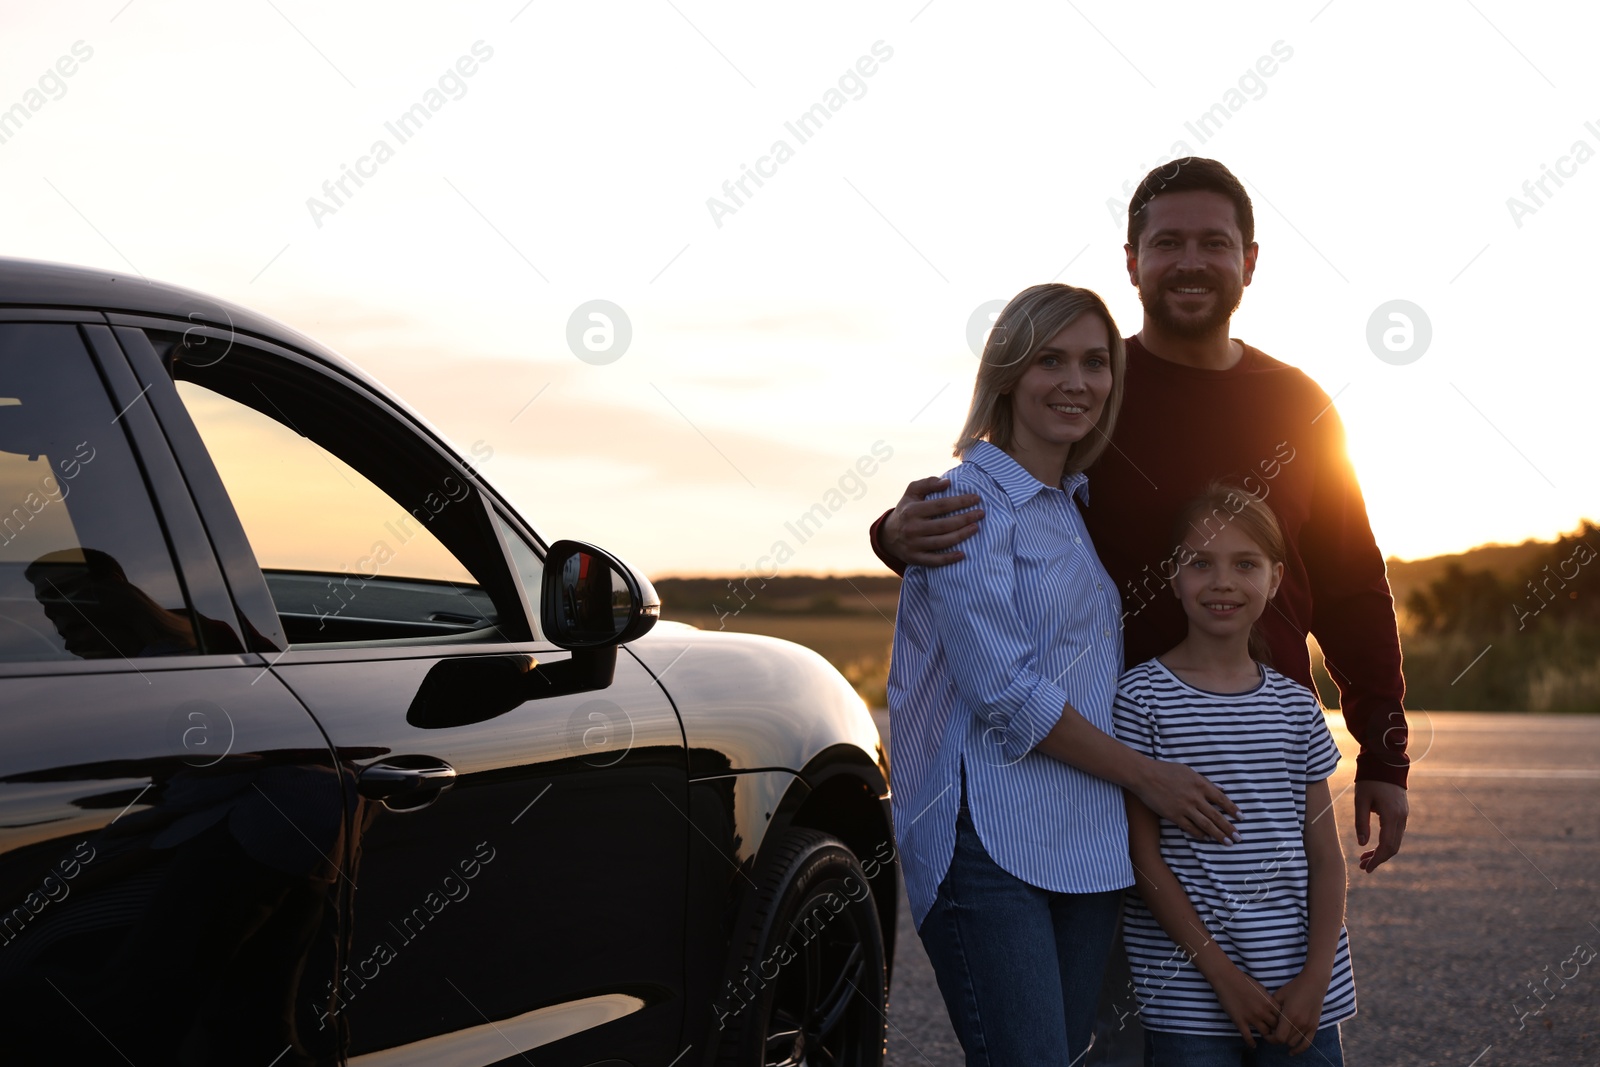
top-left (873, 157), bottom-right (1410, 866)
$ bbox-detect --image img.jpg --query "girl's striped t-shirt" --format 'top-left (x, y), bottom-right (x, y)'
top-left (1112, 658), bottom-right (1357, 1036)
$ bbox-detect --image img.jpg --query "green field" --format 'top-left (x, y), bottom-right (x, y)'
top-left (668, 605), bottom-right (1356, 713)
top-left (667, 611), bottom-right (896, 707)
top-left (655, 521), bottom-right (1600, 713)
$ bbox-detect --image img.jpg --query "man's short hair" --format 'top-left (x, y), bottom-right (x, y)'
top-left (1127, 157), bottom-right (1255, 249)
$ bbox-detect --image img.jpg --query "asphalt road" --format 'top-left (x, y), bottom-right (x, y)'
top-left (869, 710), bottom-right (1600, 1067)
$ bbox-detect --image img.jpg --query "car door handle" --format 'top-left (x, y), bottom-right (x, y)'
top-left (358, 758), bottom-right (458, 810)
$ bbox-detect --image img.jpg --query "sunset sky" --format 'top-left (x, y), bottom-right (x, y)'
top-left (4, 2), bottom-right (1596, 577)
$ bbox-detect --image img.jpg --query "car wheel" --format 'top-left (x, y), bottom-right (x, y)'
top-left (716, 828), bottom-right (887, 1067)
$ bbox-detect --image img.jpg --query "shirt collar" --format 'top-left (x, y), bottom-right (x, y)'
top-left (965, 440), bottom-right (1090, 507)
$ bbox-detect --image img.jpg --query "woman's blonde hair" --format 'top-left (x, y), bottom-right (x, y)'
top-left (954, 283), bottom-right (1126, 477)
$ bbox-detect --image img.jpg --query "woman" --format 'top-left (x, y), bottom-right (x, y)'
top-left (887, 283), bottom-right (1239, 1065)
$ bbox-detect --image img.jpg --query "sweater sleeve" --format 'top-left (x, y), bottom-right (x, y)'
top-left (1298, 403), bottom-right (1410, 787)
top-left (869, 508), bottom-right (909, 577)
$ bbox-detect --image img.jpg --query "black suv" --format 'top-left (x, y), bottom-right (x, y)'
top-left (0, 257), bottom-right (895, 1067)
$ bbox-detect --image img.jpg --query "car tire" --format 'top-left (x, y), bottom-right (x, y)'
top-left (715, 828), bottom-right (888, 1067)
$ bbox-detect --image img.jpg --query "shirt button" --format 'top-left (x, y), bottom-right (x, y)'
top-left (1074, 536), bottom-right (1083, 544)
top-left (1103, 629), bottom-right (1111, 637)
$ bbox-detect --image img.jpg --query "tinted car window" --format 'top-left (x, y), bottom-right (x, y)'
top-left (155, 334), bottom-right (527, 647)
top-left (0, 324), bottom-right (199, 662)
top-left (176, 380), bottom-right (477, 584)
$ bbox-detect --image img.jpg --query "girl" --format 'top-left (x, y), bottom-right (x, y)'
top-left (888, 285), bottom-right (1240, 1065)
top-left (1113, 483), bottom-right (1356, 1064)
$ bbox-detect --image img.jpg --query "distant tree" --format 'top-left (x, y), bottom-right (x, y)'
top-left (1404, 563), bottom-right (1510, 636)
top-left (1506, 520), bottom-right (1598, 632)
top-left (1399, 521), bottom-right (1600, 712)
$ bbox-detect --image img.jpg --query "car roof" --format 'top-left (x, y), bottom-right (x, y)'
top-left (0, 255), bottom-right (477, 481)
top-left (0, 255), bottom-right (366, 379)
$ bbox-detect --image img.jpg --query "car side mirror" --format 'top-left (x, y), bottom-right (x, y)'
top-left (540, 539), bottom-right (659, 649)
top-left (407, 543), bottom-right (659, 728)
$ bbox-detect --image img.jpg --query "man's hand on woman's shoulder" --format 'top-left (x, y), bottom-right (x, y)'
top-left (883, 476), bottom-right (985, 566)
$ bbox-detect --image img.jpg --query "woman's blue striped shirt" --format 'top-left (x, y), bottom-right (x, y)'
top-left (887, 441), bottom-right (1134, 929)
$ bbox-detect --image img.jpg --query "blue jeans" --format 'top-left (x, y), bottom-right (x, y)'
top-left (1143, 1023), bottom-right (1344, 1066)
top-left (916, 797), bottom-right (1124, 1066)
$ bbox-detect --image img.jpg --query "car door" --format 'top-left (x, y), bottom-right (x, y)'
top-left (114, 320), bottom-right (690, 1067)
top-left (0, 317), bottom-right (345, 1066)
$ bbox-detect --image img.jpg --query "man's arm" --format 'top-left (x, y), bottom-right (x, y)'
top-left (1299, 403), bottom-right (1409, 870)
top-left (1269, 776), bottom-right (1345, 1053)
top-left (868, 477), bottom-right (984, 574)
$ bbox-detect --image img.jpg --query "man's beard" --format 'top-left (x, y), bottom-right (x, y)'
top-left (1139, 274), bottom-right (1243, 338)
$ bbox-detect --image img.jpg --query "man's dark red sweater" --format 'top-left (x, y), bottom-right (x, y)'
top-left (872, 335), bottom-right (1409, 786)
